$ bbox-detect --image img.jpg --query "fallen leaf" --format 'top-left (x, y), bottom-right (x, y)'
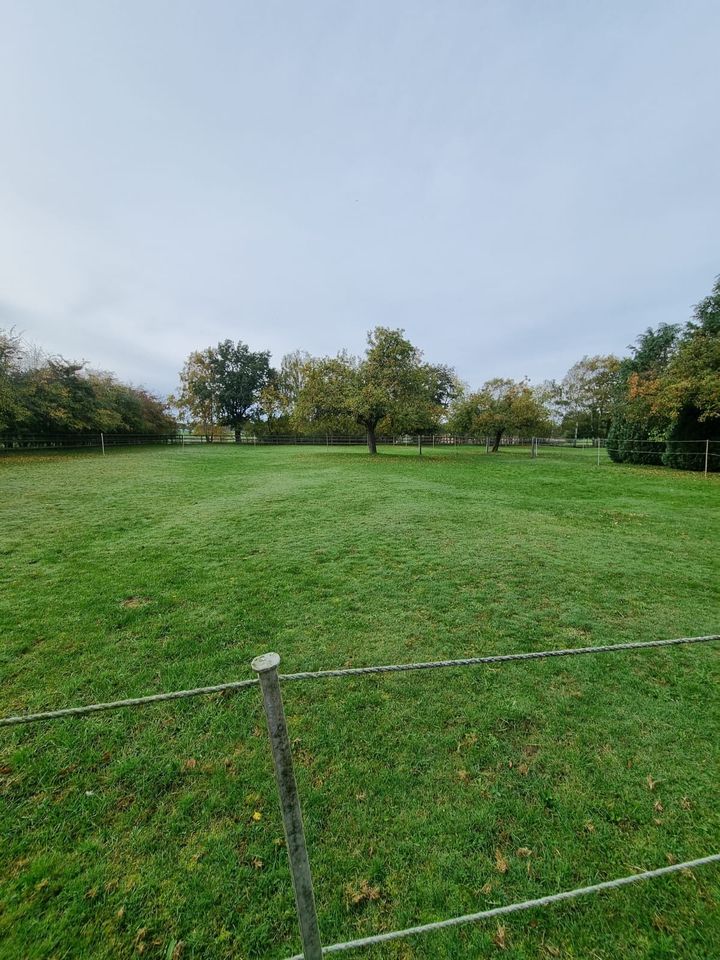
top-left (517, 763), bottom-right (529, 776)
top-left (251, 857), bottom-right (263, 870)
top-left (346, 879), bottom-right (381, 906)
top-left (681, 797), bottom-right (692, 810)
top-left (646, 775), bottom-right (657, 791)
top-left (494, 849), bottom-right (509, 874)
top-left (654, 801), bottom-right (664, 813)
top-left (666, 853), bottom-right (677, 865)
top-left (184, 759), bottom-right (197, 770)
top-left (493, 925), bottom-right (508, 949)
top-left (584, 821), bottom-right (595, 833)
top-left (516, 847), bottom-right (532, 858)
top-left (481, 882), bottom-right (493, 894)
top-left (252, 811), bottom-right (262, 822)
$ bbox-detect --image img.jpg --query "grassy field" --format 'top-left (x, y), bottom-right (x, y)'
top-left (1, 444), bottom-right (718, 960)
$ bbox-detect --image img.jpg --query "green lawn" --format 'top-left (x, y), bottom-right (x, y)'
top-left (1, 444), bottom-right (718, 960)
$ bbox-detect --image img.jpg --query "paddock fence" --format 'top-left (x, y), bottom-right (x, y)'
top-left (3, 431), bottom-right (717, 474)
top-left (0, 432), bottom-right (185, 451)
top-left (3, 634), bottom-right (719, 958)
top-left (0, 431), bottom-right (559, 451)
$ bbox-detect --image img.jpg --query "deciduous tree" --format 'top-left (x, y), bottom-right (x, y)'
top-left (556, 355), bottom-right (621, 439)
top-left (211, 340), bottom-right (271, 441)
top-left (450, 378), bottom-right (549, 451)
top-left (174, 340), bottom-right (271, 441)
top-left (172, 349), bottom-right (220, 440)
top-left (296, 328), bottom-right (455, 453)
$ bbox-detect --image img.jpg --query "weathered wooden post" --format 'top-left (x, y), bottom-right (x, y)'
top-left (252, 653), bottom-right (322, 960)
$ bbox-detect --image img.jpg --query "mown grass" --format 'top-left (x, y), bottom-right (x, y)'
top-left (1, 444), bottom-right (718, 960)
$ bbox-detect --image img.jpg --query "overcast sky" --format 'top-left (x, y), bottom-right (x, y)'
top-left (1, 1), bottom-right (718, 397)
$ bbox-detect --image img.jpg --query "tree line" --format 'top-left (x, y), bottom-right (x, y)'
top-left (172, 332), bottom-right (623, 454)
top-left (2, 276), bottom-right (717, 469)
top-left (0, 330), bottom-right (175, 436)
top-left (173, 276), bottom-right (719, 469)
top-left (607, 276), bottom-right (720, 470)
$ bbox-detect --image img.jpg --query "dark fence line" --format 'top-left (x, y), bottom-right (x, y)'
top-left (0, 431), bottom-right (603, 452)
top-left (3, 434), bottom-right (718, 476)
top-left (0, 433), bottom-right (182, 451)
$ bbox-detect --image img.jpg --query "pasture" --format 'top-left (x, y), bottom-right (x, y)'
top-left (1, 444), bottom-right (718, 959)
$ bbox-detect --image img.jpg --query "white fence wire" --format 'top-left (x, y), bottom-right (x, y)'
top-left (2, 633), bottom-right (719, 958)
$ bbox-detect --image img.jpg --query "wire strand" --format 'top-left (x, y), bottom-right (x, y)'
top-left (1, 634), bottom-right (717, 728)
top-left (279, 635), bottom-right (719, 682)
top-left (0, 678), bottom-right (259, 727)
top-left (286, 853), bottom-right (720, 958)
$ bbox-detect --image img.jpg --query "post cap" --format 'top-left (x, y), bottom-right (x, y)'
top-left (251, 652), bottom-right (281, 673)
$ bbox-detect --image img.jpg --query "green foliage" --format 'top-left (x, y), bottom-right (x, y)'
top-left (295, 328), bottom-right (455, 452)
top-left (0, 329), bottom-right (26, 431)
top-left (658, 277), bottom-right (720, 426)
top-left (608, 277), bottom-right (720, 471)
top-left (211, 340), bottom-right (271, 436)
top-left (0, 330), bottom-right (175, 436)
top-left (556, 355), bottom-right (621, 438)
top-left (607, 324), bottom-right (680, 464)
top-left (663, 407), bottom-right (720, 471)
top-left (171, 349), bottom-right (220, 440)
top-left (449, 378), bottom-right (550, 449)
top-left (255, 351), bottom-right (312, 436)
top-left (606, 419), bottom-right (665, 465)
top-left (174, 341), bottom-right (271, 439)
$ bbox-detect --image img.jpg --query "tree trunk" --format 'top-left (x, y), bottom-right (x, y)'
top-left (235, 427), bottom-right (242, 443)
top-left (491, 429), bottom-right (503, 453)
top-left (366, 426), bottom-right (378, 455)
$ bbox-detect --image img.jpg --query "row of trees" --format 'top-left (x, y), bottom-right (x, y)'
top-left (0, 330), bottom-right (175, 436)
top-left (172, 330), bottom-right (459, 452)
top-left (172, 327), bottom-right (616, 455)
top-left (173, 276), bottom-right (719, 469)
top-left (3, 276), bottom-right (717, 468)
